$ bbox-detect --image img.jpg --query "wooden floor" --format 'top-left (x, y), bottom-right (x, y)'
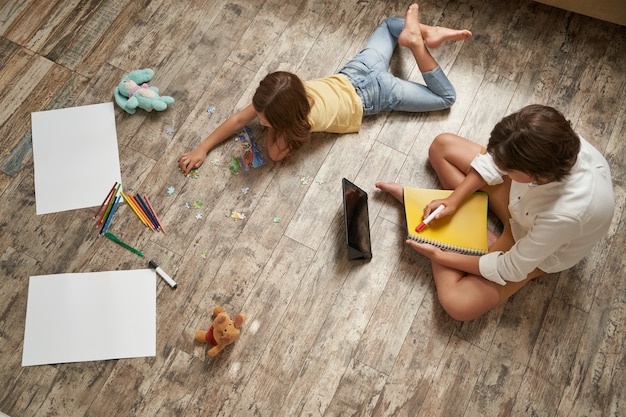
top-left (1, 0), bottom-right (625, 416)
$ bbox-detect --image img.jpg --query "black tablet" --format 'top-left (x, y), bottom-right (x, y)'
top-left (342, 178), bottom-right (372, 260)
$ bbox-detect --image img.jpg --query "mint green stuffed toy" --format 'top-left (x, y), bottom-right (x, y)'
top-left (114, 69), bottom-right (174, 114)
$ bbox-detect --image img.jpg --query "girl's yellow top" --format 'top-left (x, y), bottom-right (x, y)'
top-left (305, 74), bottom-right (363, 134)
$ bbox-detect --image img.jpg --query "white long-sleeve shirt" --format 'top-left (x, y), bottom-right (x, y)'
top-left (470, 137), bottom-right (614, 285)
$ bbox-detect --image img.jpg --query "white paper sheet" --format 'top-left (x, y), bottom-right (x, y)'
top-left (31, 102), bottom-right (122, 215)
top-left (22, 269), bottom-right (156, 366)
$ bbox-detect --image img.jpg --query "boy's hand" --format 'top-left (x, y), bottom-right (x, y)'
top-left (406, 239), bottom-right (441, 260)
top-left (423, 198), bottom-right (456, 219)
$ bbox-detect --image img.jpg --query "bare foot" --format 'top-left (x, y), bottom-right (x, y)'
top-left (398, 4), bottom-right (424, 49)
top-left (375, 182), bottom-right (404, 203)
top-left (422, 25), bottom-right (472, 49)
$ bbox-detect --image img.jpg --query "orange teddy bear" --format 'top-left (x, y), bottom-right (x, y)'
top-left (195, 306), bottom-right (246, 357)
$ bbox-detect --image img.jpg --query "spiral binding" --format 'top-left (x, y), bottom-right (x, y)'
top-left (407, 234), bottom-right (488, 256)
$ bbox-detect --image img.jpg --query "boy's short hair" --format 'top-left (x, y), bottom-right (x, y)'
top-left (487, 104), bottom-right (580, 183)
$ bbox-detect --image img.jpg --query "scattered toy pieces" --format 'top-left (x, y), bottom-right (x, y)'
top-left (230, 211), bottom-right (246, 220)
top-left (166, 127), bottom-right (175, 135)
top-left (228, 157), bottom-right (240, 176)
top-left (200, 251), bottom-right (208, 259)
top-left (299, 176), bottom-right (324, 185)
top-left (179, 167), bottom-right (199, 178)
top-left (207, 105), bottom-right (216, 114)
top-left (167, 186), bottom-right (175, 195)
top-left (272, 216), bottom-right (280, 223)
top-left (242, 187), bottom-right (250, 195)
top-left (211, 157), bottom-right (220, 166)
top-left (195, 211), bottom-right (203, 220)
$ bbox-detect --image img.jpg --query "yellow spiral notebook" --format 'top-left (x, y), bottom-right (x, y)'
top-left (404, 187), bottom-right (489, 255)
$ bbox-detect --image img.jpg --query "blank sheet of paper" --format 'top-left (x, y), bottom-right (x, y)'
top-left (22, 269), bottom-right (156, 366)
top-left (31, 102), bottom-right (122, 215)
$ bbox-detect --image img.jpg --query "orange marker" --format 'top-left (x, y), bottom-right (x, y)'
top-left (416, 204), bottom-right (446, 232)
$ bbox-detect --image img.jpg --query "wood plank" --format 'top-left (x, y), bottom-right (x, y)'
top-left (463, 356), bottom-right (527, 417)
top-left (227, 0), bottom-right (302, 71)
top-left (508, 5), bottom-right (571, 110)
top-left (39, 0), bottom-right (128, 69)
top-left (572, 24), bottom-right (626, 151)
top-left (417, 336), bottom-right (487, 417)
top-left (555, 255), bottom-right (626, 416)
top-left (30, 361), bottom-right (117, 417)
top-left (324, 358), bottom-right (387, 415)
top-left (107, 0), bottom-right (235, 73)
top-left (75, 0), bottom-right (152, 78)
top-left (488, 273), bottom-right (556, 363)
top-left (13, 0), bottom-right (83, 52)
top-left (457, 71), bottom-right (518, 145)
top-left (370, 285), bottom-right (458, 416)
top-left (0, 0), bottom-right (37, 34)
top-left (0, 48), bottom-right (52, 129)
top-left (298, 0), bottom-right (381, 80)
top-left (0, 247), bottom-right (40, 389)
top-left (131, 349), bottom-right (207, 416)
top-left (83, 359), bottom-right (155, 417)
top-left (3, 0), bottom-right (66, 46)
top-left (512, 298), bottom-right (588, 414)
top-left (0, 63), bottom-right (72, 168)
top-left (488, 1), bottom-right (548, 83)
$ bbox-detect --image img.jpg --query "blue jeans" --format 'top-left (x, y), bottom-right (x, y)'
top-left (338, 17), bottom-right (456, 116)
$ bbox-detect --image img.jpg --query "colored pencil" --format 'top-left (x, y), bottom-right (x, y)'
top-left (144, 195), bottom-right (166, 234)
top-left (120, 191), bottom-right (149, 228)
top-left (101, 195), bottom-right (121, 235)
top-left (97, 183), bottom-right (121, 228)
top-left (135, 194), bottom-right (160, 231)
top-left (128, 194), bottom-right (155, 231)
top-left (94, 182), bottom-right (117, 219)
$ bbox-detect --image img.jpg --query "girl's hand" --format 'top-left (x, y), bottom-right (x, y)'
top-left (178, 148), bottom-right (206, 174)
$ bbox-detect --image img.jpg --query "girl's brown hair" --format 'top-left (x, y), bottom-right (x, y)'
top-left (252, 72), bottom-right (312, 154)
top-left (487, 104), bottom-right (580, 183)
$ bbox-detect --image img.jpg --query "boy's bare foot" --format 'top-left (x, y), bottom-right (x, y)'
top-left (422, 25), bottom-right (472, 49)
top-left (398, 4), bottom-right (424, 49)
top-left (375, 181), bottom-right (404, 203)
